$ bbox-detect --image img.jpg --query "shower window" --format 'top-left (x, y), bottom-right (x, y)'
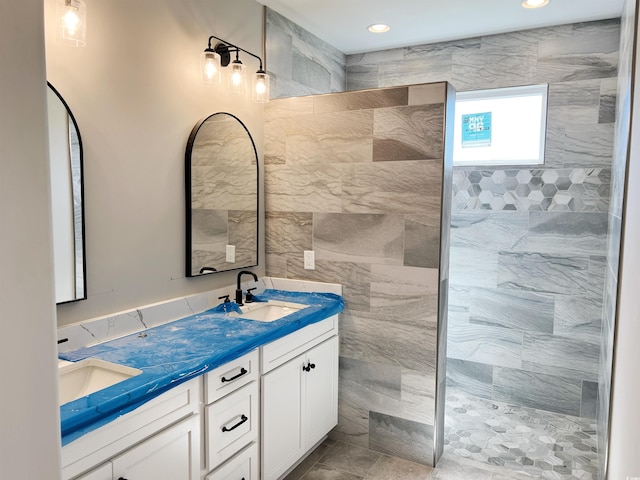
top-left (452, 84), bottom-right (548, 166)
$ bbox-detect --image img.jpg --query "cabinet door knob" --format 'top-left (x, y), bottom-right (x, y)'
top-left (118, 477), bottom-right (128, 480)
top-left (221, 367), bottom-right (248, 383)
top-left (302, 362), bottom-right (316, 372)
top-left (222, 414), bottom-right (249, 432)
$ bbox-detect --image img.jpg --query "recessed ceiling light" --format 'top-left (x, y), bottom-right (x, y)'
top-left (522, 0), bottom-right (550, 8)
top-left (368, 24), bottom-right (390, 33)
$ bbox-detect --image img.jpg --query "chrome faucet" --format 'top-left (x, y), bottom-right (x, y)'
top-left (236, 270), bottom-right (258, 305)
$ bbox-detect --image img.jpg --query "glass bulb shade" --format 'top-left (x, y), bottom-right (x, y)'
top-left (229, 62), bottom-right (247, 95)
top-left (252, 71), bottom-right (270, 103)
top-left (57, 0), bottom-right (86, 47)
top-left (201, 51), bottom-right (221, 84)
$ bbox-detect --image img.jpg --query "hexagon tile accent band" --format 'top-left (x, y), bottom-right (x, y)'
top-left (452, 168), bottom-right (611, 212)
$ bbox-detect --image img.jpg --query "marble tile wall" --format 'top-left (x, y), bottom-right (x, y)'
top-left (599, 1), bottom-right (636, 478)
top-left (264, 83), bottom-right (454, 466)
top-left (344, 20), bottom-right (620, 430)
top-left (266, 8), bottom-right (346, 99)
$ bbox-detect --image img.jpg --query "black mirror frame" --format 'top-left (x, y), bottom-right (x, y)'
top-left (185, 112), bottom-right (259, 277)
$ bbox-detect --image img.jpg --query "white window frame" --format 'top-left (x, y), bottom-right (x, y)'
top-left (452, 84), bottom-right (549, 167)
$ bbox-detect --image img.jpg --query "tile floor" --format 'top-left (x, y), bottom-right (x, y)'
top-left (284, 389), bottom-right (599, 480)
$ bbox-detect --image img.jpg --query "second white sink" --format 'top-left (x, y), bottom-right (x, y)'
top-left (230, 300), bottom-right (309, 322)
top-left (58, 358), bottom-right (142, 406)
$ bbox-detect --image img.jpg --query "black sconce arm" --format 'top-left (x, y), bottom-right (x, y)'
top-left (206, 35), bottom-right (264, 71)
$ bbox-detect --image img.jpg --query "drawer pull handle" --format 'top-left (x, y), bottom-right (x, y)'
top-left (221, 367), bottom-right (248, 383)
top-left (118, 478), bottom-right (128, 480)
top-left (222, 414), bottom-right (248, 432)
top-left (302, 362), bottom-right (316, 372)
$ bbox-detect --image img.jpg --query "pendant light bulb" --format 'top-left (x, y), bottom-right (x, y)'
top-left (57, 0), bottom-right (86, 47)
top-left (201, 50), bottom-right (221, 85)
top-left (252, 70), bottom-right (270, 103)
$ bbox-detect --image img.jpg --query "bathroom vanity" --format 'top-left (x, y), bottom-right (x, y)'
top-left (58, 286), bottom-right (342, 480)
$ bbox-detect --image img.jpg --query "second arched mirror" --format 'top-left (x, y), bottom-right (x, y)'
top-left (47, 82), bottom-right (87, 304)
top-left (185, 112), bottom-right (258, 276)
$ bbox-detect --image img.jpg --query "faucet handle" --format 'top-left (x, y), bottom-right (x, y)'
top-left (218, 294), bottom-right (231, 303)
top-left (245, 288), bottom-right (257, 303)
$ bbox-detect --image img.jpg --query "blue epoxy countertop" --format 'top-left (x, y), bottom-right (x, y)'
top-left (59, 289), bottom-right (343, 446)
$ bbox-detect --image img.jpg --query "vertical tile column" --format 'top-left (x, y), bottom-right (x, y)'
top-left (600, 1), bottom-right (637, 478)
top-left (264, 82), bottom-right (454, 466)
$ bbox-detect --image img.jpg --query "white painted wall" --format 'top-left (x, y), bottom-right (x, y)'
top-left (45, 0), bottom-right (266, 326)
top-left (0, 1), bottom-right (62, 478)
top-left (608, 22), bottom-right (640, 478)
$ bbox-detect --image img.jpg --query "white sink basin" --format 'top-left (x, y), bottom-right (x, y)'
top-left (229, 300), bottom-right (309, 322)
top-left (58, 358), bottom-right (142, 406)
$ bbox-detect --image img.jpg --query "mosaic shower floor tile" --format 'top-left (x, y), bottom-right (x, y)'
top-left (444, 389), bottom-right (599, 479)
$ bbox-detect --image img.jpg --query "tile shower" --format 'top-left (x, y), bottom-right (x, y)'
top-left (346, 18), bottom-right (620, 477)
top-left (266, 8), bottom-right (626, 479)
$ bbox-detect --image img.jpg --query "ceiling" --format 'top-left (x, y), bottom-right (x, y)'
top-left (258, 0), bottom-right (626, 54)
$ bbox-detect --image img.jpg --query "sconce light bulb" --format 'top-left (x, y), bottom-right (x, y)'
top-left (201, 50), bottom-right (221, 85)
top-left (57, 0), bottom-right (86, 46)
top-left (63, 8), bottom-right (80, 34)
top-left (204, 61), bottom-right (217, 79)
top-left (229, 61), bottom-right (246, 94)
top-left (252, 71), bottom-right (270, 103)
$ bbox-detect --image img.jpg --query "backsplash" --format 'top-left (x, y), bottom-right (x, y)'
top-left (57, 278), bottom-right (341, 353)
top-left (57, 289), bottom-right (223, 353)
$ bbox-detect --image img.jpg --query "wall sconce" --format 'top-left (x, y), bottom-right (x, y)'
top-left (201, 35), bottom-right (270, 103)
top-left (57, 0), bottom-right (87, 47)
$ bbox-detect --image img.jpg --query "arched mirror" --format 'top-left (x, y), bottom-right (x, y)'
top-left (185, 112), bottom-right (258, 276)
top-left (47, 82), bottom-right (86, 303)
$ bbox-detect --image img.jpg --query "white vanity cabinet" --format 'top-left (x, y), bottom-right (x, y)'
top-left (260, 316), bottom-right (339, 480)
top-left (63, 309), bottom-right (340, 480)
top-left (65, 378), bottom-right (201, 480)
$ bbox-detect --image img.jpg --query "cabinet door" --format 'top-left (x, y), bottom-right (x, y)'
top-left (304, 336), bottom-right (339, 449)
top-left (112, 416), bottom-right (199, 480)
top-left (261, 355), bottom-right (304, 480)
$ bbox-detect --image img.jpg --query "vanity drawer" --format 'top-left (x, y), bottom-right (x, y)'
top-left (205, 349), bottom-right (259, 404)
top-left (206, 381), bottom-right (259, 470)
top-left (206, 442), bottom-right (258, 480)
top-left (261, 315), bottom-right (338, 374)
